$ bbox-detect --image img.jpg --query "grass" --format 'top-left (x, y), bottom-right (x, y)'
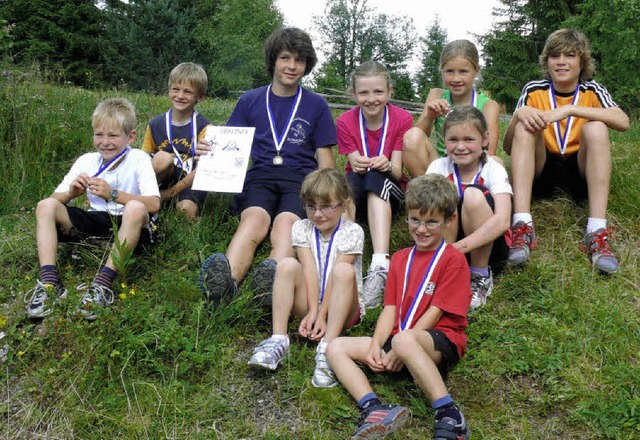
top-left (0, 74), bottom-right (639, 439)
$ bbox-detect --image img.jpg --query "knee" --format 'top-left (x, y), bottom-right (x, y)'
top-left (275, 257), bottom-right (300, 275)
top-left (152, 151), bottom-right (174, 173)
top-left (581, 121), bottom-right (610, 147)
top-left (326, 337), bottom-right (347, 363)
top-left (461, 187), bottom-right (487, 211)
top-left (122, 200), bottom-right (148, 224)
top-left (176, 199), bottom-right (198, 219)
top-left (36, 198), bottom-right (60, 218)
top-left (331, 262), bottom-right (355, 283)
top-left (391, 330), bottom-right (419, 358)
top-left (403, 127), bottom-right (425, 153)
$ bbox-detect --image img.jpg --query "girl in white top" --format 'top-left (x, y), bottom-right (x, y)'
top-left (427, 106), bottom-right (512, 308)
top-left (248, 168), bottom-right (365, 389)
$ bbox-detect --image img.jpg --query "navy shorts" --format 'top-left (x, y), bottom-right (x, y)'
top-left (231, 167), bottom-right (307, 219)
top-left (58, 206), bottom-right (156, 247)
top-left (159, 165), bottom-right (208, 207)
top-left (383, 329), bottom-right (459, 380)
top-left (457, 184), bottom-right (509, 272)
top-left (533, 151), bottom-right (587, 200)
top-left (346, 170), bottom-right (403, 221)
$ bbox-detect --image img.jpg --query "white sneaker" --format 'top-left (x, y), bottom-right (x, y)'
top-left (312, 341), bottom-right (338, 388)
top-left (362, 266), bottom-right (388, 309)
top-left (248, 336), bottom-right (289, 370)
top-left (470, 268), bottom-right (493, 309)
top-left (77, 283), bottom-right (114, 321)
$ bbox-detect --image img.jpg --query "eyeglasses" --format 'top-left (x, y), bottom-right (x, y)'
top-left (304, 202), bottom-right (342, 214)
top-left (407, 217), bottom-right (446, 230)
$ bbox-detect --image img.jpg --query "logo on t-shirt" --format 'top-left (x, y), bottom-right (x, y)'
top-left (288, 118), bottom-right (309, 145)
top-left (425, 282), bottom-right (435, 296)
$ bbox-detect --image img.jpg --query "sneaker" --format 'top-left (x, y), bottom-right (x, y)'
top-left (352, 404), bottom-right (410, 440)
top-left (24, 280), bottom-right (67, 318)
top-left (470, 268), bottom-right (493, 308)
top-left (199, 252), bottom-right (238, 306)
top-left (434, 413), bottom-right (470, 440)
top-left (312, 342), bottom-right (338, 388)
top-left (362, 266), bottom-right (387, 309)
top-left (506, 221), bottom-right (538, 266)
top-left (77, 283), bottom-right (114, 321)
top-left (250, 258), bottom-right (277, 308)
top-left (247, 336), bottom-right (289, 370)
top-left (581, 227), bottom-right (619, 274)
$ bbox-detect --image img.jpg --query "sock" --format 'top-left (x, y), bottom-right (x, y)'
top-left (270, 334), bottom-right (289, 346)
top-left (586, 218), bottom-right (606, 234)
top-left (433, 395), bottom-right (461, 424)
top-left (470, 266), bottom-right (489, 277)
top-left (370, 253), bottom-right (390, 271)
top-left (93, 267), bottom-right (117, 288)
top-left (512, 212), bottom-right (533, 226)
top-left (40, 265), bottom-right (62, 289)
top-left (358, 393), bottom-right (381, 411)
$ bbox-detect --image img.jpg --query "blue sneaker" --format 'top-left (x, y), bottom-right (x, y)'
top-left (434, 413), bottom-right (470, 440)
top-left (199, 253), bottom-right (237, 306)
top-left (352, 404), bottom-right (410, 439)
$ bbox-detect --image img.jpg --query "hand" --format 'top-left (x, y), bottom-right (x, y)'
top-left (298, 310), bottom-right (318, 338)
top-left (516, 107), bottom-right (548, 132)
top-left (350, 155), bottom-right (371, 174)
top-left (364, 341), bottom-right (385, 373)
top-left (69, 173), bottom-right (90, 198)
top-left (195, 138), bottom-right (212, 160)
top-left (381, 348), bottom-right (404, 372)
top-left (369, 155), bottom-right (391, 173)
top-left (308, 315), bottom-right (326, 341)
top-left (427, 99), bottom-right (450, 119)
top-left (87, 177), bottom-right (111, 201)
top-left (543, 106), bottom-right (572, 125)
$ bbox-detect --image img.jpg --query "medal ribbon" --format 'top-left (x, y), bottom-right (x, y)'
top-left (399, 240), bottom-right (446, 331)
top-left (92, 146), bottom-right (130, 178)
top-left (165, 109), bottom-right (198, 172)
top-left (452, 163), bottom-right (482, 199)
top-left (313, 218), bottom-right (342, 303)
top-left (266, 84), bottom-right (302, 159)
top-left (358, 105), bottom-right (389, 159)
top-left (448, 89), bottom-right (476, 108)
top-left (549, 83), bottom-right (580, 155)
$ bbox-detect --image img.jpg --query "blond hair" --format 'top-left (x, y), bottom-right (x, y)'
top-left (539, 29), bottom-right (595, 82)
top-left (349, 60), bottom-right (392, 94)
top-left (405, 174), bottom-right (458, 219)
top-left (301, 168), bottom-right (352, 206)
top-left (440, 39), bottom-right (480, 72)
top-left (168, 62), bottom-right (208, 97)
top-left (92, 98), bottom-right (136, 134)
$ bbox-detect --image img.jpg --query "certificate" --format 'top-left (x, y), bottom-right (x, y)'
top-left (192, 126), bottom-right (254, 193)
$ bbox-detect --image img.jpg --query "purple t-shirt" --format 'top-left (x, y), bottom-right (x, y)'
top-left (227, 85), bottom-right (336, 178)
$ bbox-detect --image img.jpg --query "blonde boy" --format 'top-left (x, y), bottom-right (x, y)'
top-left (504, 29), bottom-right (629, 273)
top-left (142, 62), bottom-right (211, 219)
top-left (27, 98), bottom-right (160, 321)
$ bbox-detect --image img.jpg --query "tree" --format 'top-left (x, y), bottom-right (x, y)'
top-left (0, 0), bottom-right (104, 86)
top-left (565, 0), bottom-right (640, 113)
top-left (415, 15), bottom-right (447, 101)
top-left (479, 0), bottom-right (581, 110)
top-left (312, 0), bottom-right (416, 92)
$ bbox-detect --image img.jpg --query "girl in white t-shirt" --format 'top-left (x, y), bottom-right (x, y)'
top-left (248, 168), bottom-right (365, 388)
top-left (427, 106), bottom-right (512, 308)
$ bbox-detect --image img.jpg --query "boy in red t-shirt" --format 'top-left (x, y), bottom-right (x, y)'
top-left (327, 174), bottom-right (471, 440)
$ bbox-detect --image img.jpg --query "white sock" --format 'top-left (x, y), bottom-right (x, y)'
top-left (370, 253), bottom-right (390, 271)
top-left (512, 212), bottom-right (533, 226)
top-left (271, 334), bottom-right (289, 345)
top-left (586, 218), bottom-right (606, 234)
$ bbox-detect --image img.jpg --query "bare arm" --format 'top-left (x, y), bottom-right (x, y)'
top-left (415, 88), bottom-right (446, 135)
top-left (316, 146), bottom-right (336, 169)
top-left (411, 305), bottom-right (444, 331)
top-left (545, 105), bottom-right (629, 132)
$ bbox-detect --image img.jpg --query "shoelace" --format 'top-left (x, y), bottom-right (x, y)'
top-left (255, 338), bottom-right (286, 356)
top-left (24, 280), bottom-right (48, 306)
top-left (509, 223), bottom-right (535, 247)
top-left (78, 283), bottom-right (115, 306)
top-left (582, 226), bottom-right (615, 256)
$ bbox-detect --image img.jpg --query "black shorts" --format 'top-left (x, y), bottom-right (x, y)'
top-left (159, 165), bottom-right (208, 207)
top-left (457, 184), bottom-right (509, 272)
top-left (533, 151), bottom-right (587, 200)
top-left (346, 170), bottom-right (403, 222)
top-left (383, 329), bottom-right (460, 380)
top-left (58, 206), bottom-right (156, 247)
top-left (231, 167), bottom-right (307, 219)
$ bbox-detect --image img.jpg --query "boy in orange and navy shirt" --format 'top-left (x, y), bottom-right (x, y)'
top-left (503, 28), bottom-right (629, 274)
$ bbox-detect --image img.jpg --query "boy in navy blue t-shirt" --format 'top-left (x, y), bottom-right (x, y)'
top-left (197, 27), bottom-right (337, 306)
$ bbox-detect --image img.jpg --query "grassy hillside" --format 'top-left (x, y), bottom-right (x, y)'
top-left (0, 77), bottom-right (639, 439)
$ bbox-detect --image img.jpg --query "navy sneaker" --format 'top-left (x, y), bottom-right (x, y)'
top-left (199, 253), bottom-right (237, 307)
top-left (352, 404), bottom-right (410, 439)
top-left (434, 412), bottom-right (470, 440)
top-left (250, 258), bottom-right (276, 309)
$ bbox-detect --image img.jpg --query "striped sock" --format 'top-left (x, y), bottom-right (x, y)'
top-left (93, 267), bottom-right (117, 288)
top-left (40, 265), bottom-right (62, 289)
